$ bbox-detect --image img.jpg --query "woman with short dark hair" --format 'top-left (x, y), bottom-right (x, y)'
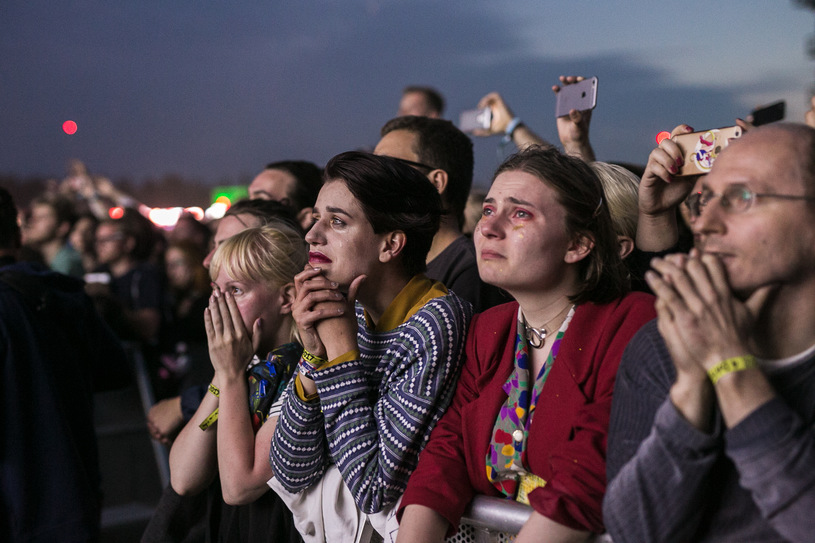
top-left (270, 151), bottom-right (472, 542)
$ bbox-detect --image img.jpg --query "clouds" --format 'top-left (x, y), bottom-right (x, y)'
top-left (0, 1), bottom-right (811, 196)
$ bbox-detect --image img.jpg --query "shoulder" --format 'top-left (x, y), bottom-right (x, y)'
top-left (616, 319), bottom-right (675, 391)
top-left (574, 291), bottom-right (656, 331)
top-left (426, 237), bottom-right (477, 284)
top-left (417, 289), bottom-right (473, 320)
top-left (431, 236), bottom-right (475, 265)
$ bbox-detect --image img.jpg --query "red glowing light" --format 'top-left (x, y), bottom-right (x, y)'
top-left (109, 207), bottom-right (125, 220)
top-left (63, 120), bottom-right (78, 135)
top-left (656, 131), bottom-right (671, 145)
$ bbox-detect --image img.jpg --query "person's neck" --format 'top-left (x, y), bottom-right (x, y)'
top-left (753, 280), bottom-right (815, 359)
top-left (109, 257), bottom-right (136, 278)
top-left (357, 267), bottom-right (412, 325)
top-left (38, 238), bottom-right (63, 266)
top-left (425, 215), bottom-right (462, 264)
top-left (511, 273), bottom-right (579, 329)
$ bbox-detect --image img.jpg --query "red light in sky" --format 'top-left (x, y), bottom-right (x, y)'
top-left (109, 207), bottom-right (125, 220)
top-left (656, 131), bottom-right (671, 144)
top-left (63, 120), bottom-right (78, 135)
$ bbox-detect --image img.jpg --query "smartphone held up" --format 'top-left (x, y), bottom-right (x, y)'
top-left (555, 77), bottom-right (598, 118)
top-left (671, 126), bottom-right (743, 176)
top-left (459, 108), bottom-right (492, 133)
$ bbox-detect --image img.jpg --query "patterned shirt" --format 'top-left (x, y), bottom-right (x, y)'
top-left (271, 275), bottom-right (472, 514)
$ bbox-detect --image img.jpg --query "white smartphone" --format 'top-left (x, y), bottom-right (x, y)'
top-left (459, 108), bottom-right (492, 133)
top-left (555, 77), bottom-right (598, 118)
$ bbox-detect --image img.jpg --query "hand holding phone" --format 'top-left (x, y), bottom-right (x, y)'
top-left (671, 126), bottom-right (743, 176)
top-left (459, 108), bottom-right (492, 133)
top-left (555, 77), bottom-right (598, 118)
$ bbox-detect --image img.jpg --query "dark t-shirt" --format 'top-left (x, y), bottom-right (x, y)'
top-left (426, 235), bottom-right (509, 313)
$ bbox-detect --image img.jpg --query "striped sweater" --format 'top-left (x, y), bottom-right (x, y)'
top-left (270, 289), bottom-right (471, 514)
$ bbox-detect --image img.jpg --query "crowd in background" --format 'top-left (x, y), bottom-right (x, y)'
top-left (5, 80), bottom-right (815, 543)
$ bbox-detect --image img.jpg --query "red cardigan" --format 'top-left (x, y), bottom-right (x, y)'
top-left (399, 293), bottom-right (655, 534)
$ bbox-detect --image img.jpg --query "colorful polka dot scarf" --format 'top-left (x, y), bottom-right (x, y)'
top-left (485, 307), bottom-right (574, 501)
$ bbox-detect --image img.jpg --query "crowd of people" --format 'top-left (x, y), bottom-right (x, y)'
top-left (4, 81), bottom-right (815, 543)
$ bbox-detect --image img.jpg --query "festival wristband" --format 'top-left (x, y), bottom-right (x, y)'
top-left (707, 355), bottom-right (758, 385)
top-left (301, 349), bottom-right (327, 365)
top-left (199, 407), bottom-right (219, 431)
top-left (298, 350), bottom-right (327, 379)
top-left (208, 383), bottom-right (220, 397)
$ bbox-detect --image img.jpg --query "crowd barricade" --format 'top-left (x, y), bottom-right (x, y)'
top-left (124, 342), bottom-right (171, 488)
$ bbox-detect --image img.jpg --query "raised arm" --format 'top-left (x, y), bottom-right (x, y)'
top-left (269, 266), bottom-right (355, 494)
top-left (205, 287), bottom-right (275, 505)
top-left (552, 75), bottom-right (596, 162)
top-left (474, 92), bottom-right (552, 149)
top-left (636, 124), bottom-right (697, 252)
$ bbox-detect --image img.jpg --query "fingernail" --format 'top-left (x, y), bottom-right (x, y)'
top-left (331, 282), bottom-right (338, 288)
top-left (669, 165), bottom-right (677, 174)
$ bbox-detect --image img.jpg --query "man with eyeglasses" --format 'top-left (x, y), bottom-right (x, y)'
top-left (374, 115), bottom-right (508, 312)
top-left (603, 123), bottom-right (815, 542)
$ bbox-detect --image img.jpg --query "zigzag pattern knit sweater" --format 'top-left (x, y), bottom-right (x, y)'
top-left (271, 290), bottom-right (471, 514)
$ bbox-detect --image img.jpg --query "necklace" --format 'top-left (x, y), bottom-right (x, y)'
top-left (522, 304), bottom-right (573, 349)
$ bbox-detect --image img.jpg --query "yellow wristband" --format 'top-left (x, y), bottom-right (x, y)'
top-left (707, 355), bottom-right (758, 385)
top-left (301, 349), bottom-right (328, 366)
top-left (199, 407), bottom-right (219, 431)
top-left (208, 383), bottom-right (220, 397)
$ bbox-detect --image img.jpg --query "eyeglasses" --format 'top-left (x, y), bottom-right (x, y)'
top-left (389, 156), bottom-right (437, 173)
top-left (685, 184), bottom-right (815, 219)
top-left (95, 234), bottom-right (125, 245)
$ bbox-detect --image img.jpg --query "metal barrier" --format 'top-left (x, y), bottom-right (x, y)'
top-left (127, 343), bottom-right (171, 488)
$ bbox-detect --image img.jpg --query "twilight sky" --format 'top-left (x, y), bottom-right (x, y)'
top-left (2, 1), bottom-right (813, 197)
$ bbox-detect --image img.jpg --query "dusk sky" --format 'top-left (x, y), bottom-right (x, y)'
top-left (2, 1), bottom-right (813, 199)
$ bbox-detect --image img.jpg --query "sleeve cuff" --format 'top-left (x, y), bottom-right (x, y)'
top-left (294, 374), bottom-right (320, 402)
top-left (657, 398), bottom-right (722, 455)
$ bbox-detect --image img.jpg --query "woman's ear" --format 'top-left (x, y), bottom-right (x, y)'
top-left (278, 282), bottom-right (296, 314)
top-left (379, 231), bottom-right (407, 263)
top-left (564, 234), bottom-right (595, 264)
top-left (617, 235), bottom-right (635, 260)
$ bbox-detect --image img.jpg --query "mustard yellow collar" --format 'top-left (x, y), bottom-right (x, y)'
top-left (365, 274), bottom-right (448, 332)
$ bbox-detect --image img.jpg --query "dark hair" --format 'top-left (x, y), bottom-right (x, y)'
top-left (323, 151), bottom-right (442, 277)
top-left (264, 160), bottom-right (323, 210)
top-left (99, 209), bottom-right (158, 262)
top-left (380, 116), bottom-right (474, 229)
top-left (32, 194), bottom-right (78, 232)
top-left (226, 198), bottom-right (303, 234)
top-left (0, 186), bottom-right (21, 250)
top-left (494, 147), bottom-right (629, 305)
top-left (402, 86), bottom-right (445, 116)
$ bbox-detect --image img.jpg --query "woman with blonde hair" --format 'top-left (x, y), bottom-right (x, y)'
top-left (168, 222), bottom-right (307, 542)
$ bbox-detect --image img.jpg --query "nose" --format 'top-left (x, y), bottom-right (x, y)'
top-left (691, 196), bottom-right (725, 240)
top-left (305, 218), bottom-right (322, 246)
top-left (476, 212), bottom-right (505, 240)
